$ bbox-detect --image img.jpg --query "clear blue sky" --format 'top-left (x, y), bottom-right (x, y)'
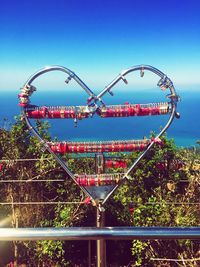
top-left (0, 0), bottom-right (200, 90)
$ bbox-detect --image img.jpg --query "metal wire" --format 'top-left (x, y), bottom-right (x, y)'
top-left (0, 158), bottom-right (52, 162)
top-left (0, 201), bottom-right (84, 205)
top-left (150, 258), bottom-right (200, 262)
top-left (19, 64), bottom-right (180, 207)
top-left (145, 202), bottom-right (200, 206)
top-left (0, 201), bottom-right (199, 206)
top-left (0, 179), bottom-right (65, 183)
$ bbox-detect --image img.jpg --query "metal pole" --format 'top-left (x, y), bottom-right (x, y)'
top-left (88, 240), bottom-right (92, 267)
top-left (95, 153), bottom-right (106, 267)
top-left (96, 206), bottom-right (106, 267)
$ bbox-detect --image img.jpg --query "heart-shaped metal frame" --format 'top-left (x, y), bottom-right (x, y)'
top-left (19, 65), bottom-right (179, 206)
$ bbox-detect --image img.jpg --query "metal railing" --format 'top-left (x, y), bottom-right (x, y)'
top-left (0, 227), bottom-right (200, 241)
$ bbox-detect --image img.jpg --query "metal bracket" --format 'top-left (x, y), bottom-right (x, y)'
top-left (121, 75), bottom-right (128, 84)
top-left (157, 76), bottom-right (172, 91)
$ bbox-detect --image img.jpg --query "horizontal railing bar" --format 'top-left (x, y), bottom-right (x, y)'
top-left (0, 227), bottom-right (199, 241)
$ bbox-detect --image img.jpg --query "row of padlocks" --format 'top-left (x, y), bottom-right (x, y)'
top-left (48, 139), bottom-right (150, 153)
top-left (23, 102), bottom-right (170, 119)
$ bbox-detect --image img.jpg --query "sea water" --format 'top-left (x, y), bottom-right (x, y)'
top-left (0, 90), bottom-right (199, 147)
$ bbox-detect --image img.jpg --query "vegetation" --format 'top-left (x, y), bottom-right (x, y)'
top-left (0, 118), bottom-right (199, 266)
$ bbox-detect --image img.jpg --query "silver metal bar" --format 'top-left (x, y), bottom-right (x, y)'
top-left (20, 64), bottom-right (180, 207)
top-left (0, 227), bottom-right (199, 241)
top-left (96, 206), bottom-right (106, 267)
top-left (126, 105), bottom-right (177, 175)
top-left (102, 105), bottom-right (177, 205)
top-left (23, 114), bottom-right (96, 203)
top-left (25, 65), bottom-right (95, 98)
top-left (23, 114), bottom-right (74, 179)
top-left (97, 65), bottom-right (176, 100)
top-left (21, 66), bottom-right (98, 203)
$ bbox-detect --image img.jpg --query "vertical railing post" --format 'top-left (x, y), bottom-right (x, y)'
top-left (96, 205), bottom-right (106, 267)
top-left (88, 240), bottom-right (92, 267)
top-left (96, 153), bottom-right (106, 266)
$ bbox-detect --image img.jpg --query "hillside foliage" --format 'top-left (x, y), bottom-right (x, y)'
top-left (0, 118), bottom-right (199, 266)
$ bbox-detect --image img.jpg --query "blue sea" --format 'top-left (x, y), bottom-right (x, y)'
top-left (0, 89), bottom-right (199, 147)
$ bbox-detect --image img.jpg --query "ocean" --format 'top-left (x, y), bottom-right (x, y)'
top-left (0, 89), bottom-right (199, 147)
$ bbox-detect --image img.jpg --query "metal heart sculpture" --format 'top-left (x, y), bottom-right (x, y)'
top-left (18, 65), bottom-right (179, 208)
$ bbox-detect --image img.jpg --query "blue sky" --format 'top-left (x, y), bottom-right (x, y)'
top-left (0, 0), bottom-right (200, 91)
